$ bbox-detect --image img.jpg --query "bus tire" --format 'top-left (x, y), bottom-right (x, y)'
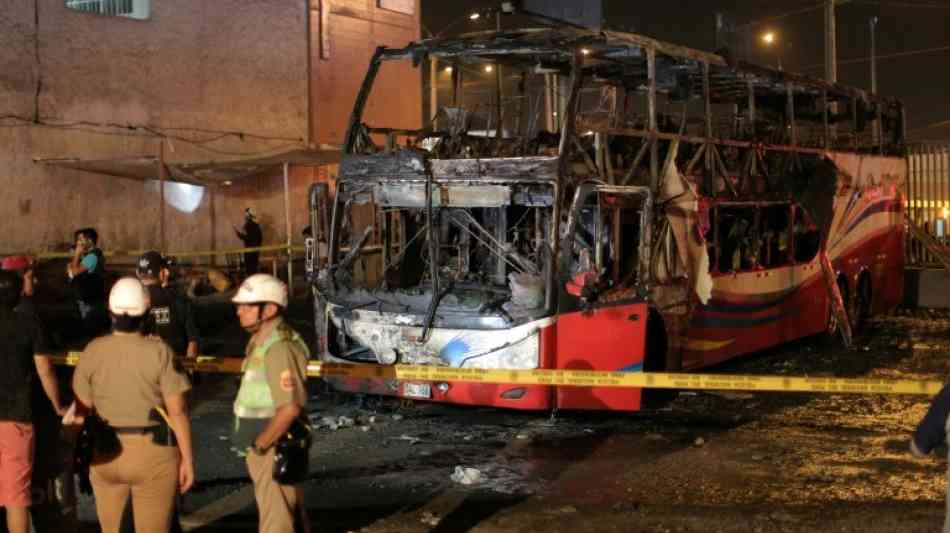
top-left (851, 273), bottom-right (872, 336)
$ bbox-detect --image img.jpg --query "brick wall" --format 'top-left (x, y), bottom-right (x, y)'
top-left (0, 0), bottom-right (420, 260)
top-left (310, 0), bottom-right (422, 146)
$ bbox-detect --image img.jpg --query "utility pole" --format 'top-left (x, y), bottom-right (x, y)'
top-left (430, 57), bottom-right (438, 125)
top-left (870, 16), bottom-right (879, 145)
top-left (495, 10), bottom-right (503, 140)
top-left (825, 0), bottom-right (850, 141)
top-left (824, 0), bottom-right (837, 84)
top-left (715, 13), bottom-right (725, 50)
top-left (869, 16), bottom-right (878, 94)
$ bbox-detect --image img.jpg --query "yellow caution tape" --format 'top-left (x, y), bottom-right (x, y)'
top-left (52, 353), bottom-right (945, 396)
top-left (34, 243), bottom-right (298, 261)
top-left (29, 243), bottom-right (380, 261)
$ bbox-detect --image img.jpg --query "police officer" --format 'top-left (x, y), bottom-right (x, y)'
top-left (232, 274), bottom-right (309, 533)
top-left (137, 251), bottom-right (199, 359)
top-left (72, 277), bottom-right (194, 533)
top-left (234, 208), bottom-right (263, 276)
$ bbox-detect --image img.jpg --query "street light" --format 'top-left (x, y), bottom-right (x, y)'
top-left (484, 65), bottom-right (494, 73)
top-left (469, 12), bottom-right (481, 21)
top-left (760, 30), bottom-right (783, 71)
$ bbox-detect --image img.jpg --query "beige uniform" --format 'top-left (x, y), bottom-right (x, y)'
top-left (236, 319), bottom-right (309, 533)
top-left (73, 333), bottom-right (191, 533)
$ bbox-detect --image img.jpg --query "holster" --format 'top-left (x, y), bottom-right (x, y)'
top-left (272, 417), bottom-right (312, 485)
top-left (148, 408), bottom-right (178, 447)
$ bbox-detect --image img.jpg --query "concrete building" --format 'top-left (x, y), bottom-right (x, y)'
top-left (0, 0), bottom-right (421, 259)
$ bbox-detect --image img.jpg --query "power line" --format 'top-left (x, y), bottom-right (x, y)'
top-left (852, 0), bottom-right (950, 8)
top-left (0, 115), bottom-right (307, 157)
top-left (735, 2), bottom-right (826, 29)
top-left (798, 43), bottom-right (950, 70)
top-left (0, 114), bottom-right (303, 144)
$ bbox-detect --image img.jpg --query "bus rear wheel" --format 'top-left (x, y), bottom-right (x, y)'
top-left (850, 274), bottom-right (872, 336)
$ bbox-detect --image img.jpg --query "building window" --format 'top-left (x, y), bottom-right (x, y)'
top-left (65, 0), bottom-right (150, 20)
top-left (378, 0), bottom-right (414, 15)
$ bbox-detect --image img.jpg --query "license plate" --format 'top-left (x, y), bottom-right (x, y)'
top-left (403, 382), bottom-right (431, 399)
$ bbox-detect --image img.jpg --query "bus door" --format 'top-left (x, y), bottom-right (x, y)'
top-left (555, 184), bottom-right (651, 410)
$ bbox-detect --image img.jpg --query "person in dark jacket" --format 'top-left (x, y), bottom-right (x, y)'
top-left (911, 384), bottom-right (950, 533)
top-left (136, 251), bottom-right (199, 359)
top-left (235, 208), bottom-right (263, 277)
top-left (67, 228), bottom-right (108, 337)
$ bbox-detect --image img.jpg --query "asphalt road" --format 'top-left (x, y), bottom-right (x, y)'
top-left (64, 308), bottom-right (950, 533)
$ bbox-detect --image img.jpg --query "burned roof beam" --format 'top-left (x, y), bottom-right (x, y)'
top-left (578, 120), bottom-right (827, 156)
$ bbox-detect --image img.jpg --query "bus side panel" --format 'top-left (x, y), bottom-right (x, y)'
top-left (683, 267), bottom-right (828, 369)
top-left (873, 203), bottom-right (905, 313)
top-left (554, 302), bottom-right (648, 410)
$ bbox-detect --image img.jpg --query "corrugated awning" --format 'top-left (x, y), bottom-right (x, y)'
top-left (34, 146), bottom-right (341, 186)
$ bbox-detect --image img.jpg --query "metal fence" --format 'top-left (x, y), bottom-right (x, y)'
top-left (906, 144), bottom-right (950, 267)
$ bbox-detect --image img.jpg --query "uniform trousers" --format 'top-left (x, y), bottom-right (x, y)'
top-left (246, 448), bottom-right (307, 533)
top-left (90, 434), bottom-right (179, 533)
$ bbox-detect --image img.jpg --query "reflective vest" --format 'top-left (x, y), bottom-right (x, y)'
top-left (233, 323), bottom-right (309, 420)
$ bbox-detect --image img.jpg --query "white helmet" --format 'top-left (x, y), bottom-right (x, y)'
top-left (232, 274), bottom-right (288, 308)
top-left (109, 277), bottom-right (150, 317)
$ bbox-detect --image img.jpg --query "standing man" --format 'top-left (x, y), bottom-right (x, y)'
top-left (0, 270), bottom-right (66, 533)
top-left (2, 256), bottom-right (73, 529)
top-left (235, 208), bottom-right (263, 277)
top-left (137, 251), bottom-right (199, 359)
top-left (67, 227), bottom-right (108, 337)
top-left (231, 274), bottom-right (310, 533)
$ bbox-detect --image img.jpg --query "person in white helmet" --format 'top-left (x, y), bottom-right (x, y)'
top-left (231, 274), bottom-right (310, 533)
top-left (72, 277), bottom-right (194, 533)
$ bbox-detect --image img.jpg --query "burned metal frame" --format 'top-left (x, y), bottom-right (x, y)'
top-left (318, 26), bottom-right (907, 372)
top-left (346, 28), bottom-right (903, 199)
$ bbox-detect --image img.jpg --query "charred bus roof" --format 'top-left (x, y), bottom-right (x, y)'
top-left (388, 27), bottom-right (899, 111)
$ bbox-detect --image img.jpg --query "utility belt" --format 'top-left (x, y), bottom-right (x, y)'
top-left (73, 407), bottom-right (177, 494)
top-left (114, 421), bottom-right (177, 447)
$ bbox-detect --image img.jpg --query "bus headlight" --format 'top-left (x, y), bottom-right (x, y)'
top-left (458, 332), bottom-right (539, 369)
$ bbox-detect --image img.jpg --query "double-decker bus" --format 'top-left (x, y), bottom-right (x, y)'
top-left (307, 27), bottom-right (906, 411)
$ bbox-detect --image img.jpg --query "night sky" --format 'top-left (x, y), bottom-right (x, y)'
top-left (422, 0), bottom-right (950, 142)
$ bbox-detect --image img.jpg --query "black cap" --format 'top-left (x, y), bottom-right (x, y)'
top-left (136, 251), bottom-right (168, 278)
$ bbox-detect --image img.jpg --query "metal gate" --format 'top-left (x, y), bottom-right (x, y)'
top-left (906, 144), bottom-right (950, 268)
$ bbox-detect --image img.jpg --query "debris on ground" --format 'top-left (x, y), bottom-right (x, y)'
top-left (451, 466), bottom-right (483, 485)
top-left (419, 511), bottom-right (441, 526)
top-left (390, 434), bottom-right (422, 445)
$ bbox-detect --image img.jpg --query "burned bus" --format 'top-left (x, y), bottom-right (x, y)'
top-left (307, 28), bottom-right (906, 410)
